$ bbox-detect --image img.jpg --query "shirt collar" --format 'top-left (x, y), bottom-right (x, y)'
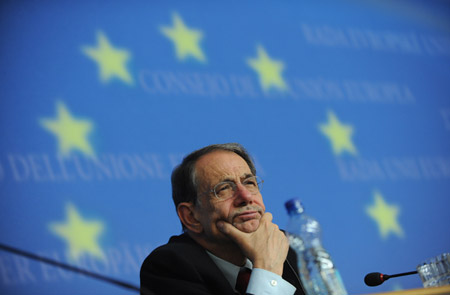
top-left (206, 251), bottom-right (253, 290)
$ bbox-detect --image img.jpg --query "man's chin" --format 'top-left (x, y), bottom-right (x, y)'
top-left (233, 219), bottom-right (260, 233)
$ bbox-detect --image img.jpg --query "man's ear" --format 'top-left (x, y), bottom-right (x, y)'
top-left (177, 202), bottom-right (203, 234)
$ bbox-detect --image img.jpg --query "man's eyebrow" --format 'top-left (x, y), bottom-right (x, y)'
top-left (241, 173), bottom-right (254, 180)
top-left (218, 173), bottom-right (254, 183)
top-left (217, 176), bottom-right (234, 183)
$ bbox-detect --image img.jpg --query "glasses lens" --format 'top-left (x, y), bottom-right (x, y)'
top-left (242, 176), bottom-right (262, 193)
top-left (213, 176), bottom-right (263, 200)
top-left (214, 182), bottom-right (234, 199)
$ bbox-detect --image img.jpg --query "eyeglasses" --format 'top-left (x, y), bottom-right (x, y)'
top-left (209, 176), bottom-right (263, 201)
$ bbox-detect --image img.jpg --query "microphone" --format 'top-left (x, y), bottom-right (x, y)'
top-left (364, 271), bottom-right (418, 286)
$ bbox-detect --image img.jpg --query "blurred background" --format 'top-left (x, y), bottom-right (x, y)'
top-left (1, 0), bottom-right (449, 294)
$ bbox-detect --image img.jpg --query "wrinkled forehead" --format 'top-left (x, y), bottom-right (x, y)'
top-left (194, 151), bottom-right (252, 188)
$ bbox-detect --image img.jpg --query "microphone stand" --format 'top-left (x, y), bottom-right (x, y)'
top-left (387, 271), bottom-right (418, 279)
top-left (0, 243), bottom-right (139, 292)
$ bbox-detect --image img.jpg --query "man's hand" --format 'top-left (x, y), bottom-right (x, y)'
top-left (216, 212), bottom-right (289, 276)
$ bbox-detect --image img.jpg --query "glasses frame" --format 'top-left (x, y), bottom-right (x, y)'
top-left (208, 175), bottom-right (264, 201)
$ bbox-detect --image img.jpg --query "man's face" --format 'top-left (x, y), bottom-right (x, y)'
top-left (192, 150), bottom-right (265, 243)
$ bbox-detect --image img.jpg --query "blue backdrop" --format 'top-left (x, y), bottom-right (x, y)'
top-left (1, 1), bottom-right (449, 294)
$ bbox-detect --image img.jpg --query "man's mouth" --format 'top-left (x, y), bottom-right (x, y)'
top-left (235, 211), bottom-right (259, 221)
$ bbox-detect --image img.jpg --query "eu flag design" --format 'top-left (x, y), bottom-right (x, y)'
top-left (247, 45), bottom-right (288, 92)
top-left (82, 31), bottom-right (134, 85)
top-left (160, 12), bottom-right (206, 63)
top-left (49, 203), bottom-right (106, 261)
top-left (1, 1), bottom-right (449, 295)
top-left (40, 102), bottom-right (95, 157)
top-left (366, 191), bottom-right (404, 239)
top-left (319, 110), bottom-right (357, 156)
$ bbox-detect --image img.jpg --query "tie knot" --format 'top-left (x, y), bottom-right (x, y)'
top-left (235, 267), bottom-right (252, 295)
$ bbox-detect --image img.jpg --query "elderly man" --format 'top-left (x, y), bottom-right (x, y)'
top-left (140, 143), bottom-right (305, 295)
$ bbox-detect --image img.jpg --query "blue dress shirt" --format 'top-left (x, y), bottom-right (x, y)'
top-left (207, 251), bottom-right (296, 295)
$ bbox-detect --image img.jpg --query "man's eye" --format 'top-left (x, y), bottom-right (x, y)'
top-left (244, 179), bottom-right (257, 186)
top-left (217, 183), bottom-right (232, 192)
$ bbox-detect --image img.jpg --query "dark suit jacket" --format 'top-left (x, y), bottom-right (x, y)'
top-left (140, 233), bottom-right (306, 295)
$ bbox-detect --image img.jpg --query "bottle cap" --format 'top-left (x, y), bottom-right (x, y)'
top-left (285, 198), bottom-right (304, 214)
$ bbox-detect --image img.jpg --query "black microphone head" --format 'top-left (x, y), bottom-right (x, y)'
top-left (364, 272), bottom-right (384, 286)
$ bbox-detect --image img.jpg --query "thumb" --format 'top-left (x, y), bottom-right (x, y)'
top-left (216, 220), bottom-right (245, 242)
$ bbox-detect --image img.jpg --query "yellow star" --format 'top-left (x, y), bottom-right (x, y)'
top-left (319, 110), bottom-right (357, 156)
top-left (49, 203), bottom-right (105, 261)
top-left (366, 191), bottom-right (404, 239)
top-left (246, 45), bottom-right (288, 92)
top-left (82, 31), bottom-right (133, 85)
top-left (40, 101), bottom-right (95, 157)
top-left (160, 12), bottom-right (206, 63)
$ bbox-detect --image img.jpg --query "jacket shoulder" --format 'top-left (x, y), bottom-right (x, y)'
top-left (140, 234), bottom-right (234, 295)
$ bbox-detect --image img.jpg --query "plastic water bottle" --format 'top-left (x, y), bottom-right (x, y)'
top-left (285, 198), bottom-right (347, 295)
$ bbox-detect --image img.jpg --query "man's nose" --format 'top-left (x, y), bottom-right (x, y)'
top-left (233, 183), bottom-right (254, 205)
